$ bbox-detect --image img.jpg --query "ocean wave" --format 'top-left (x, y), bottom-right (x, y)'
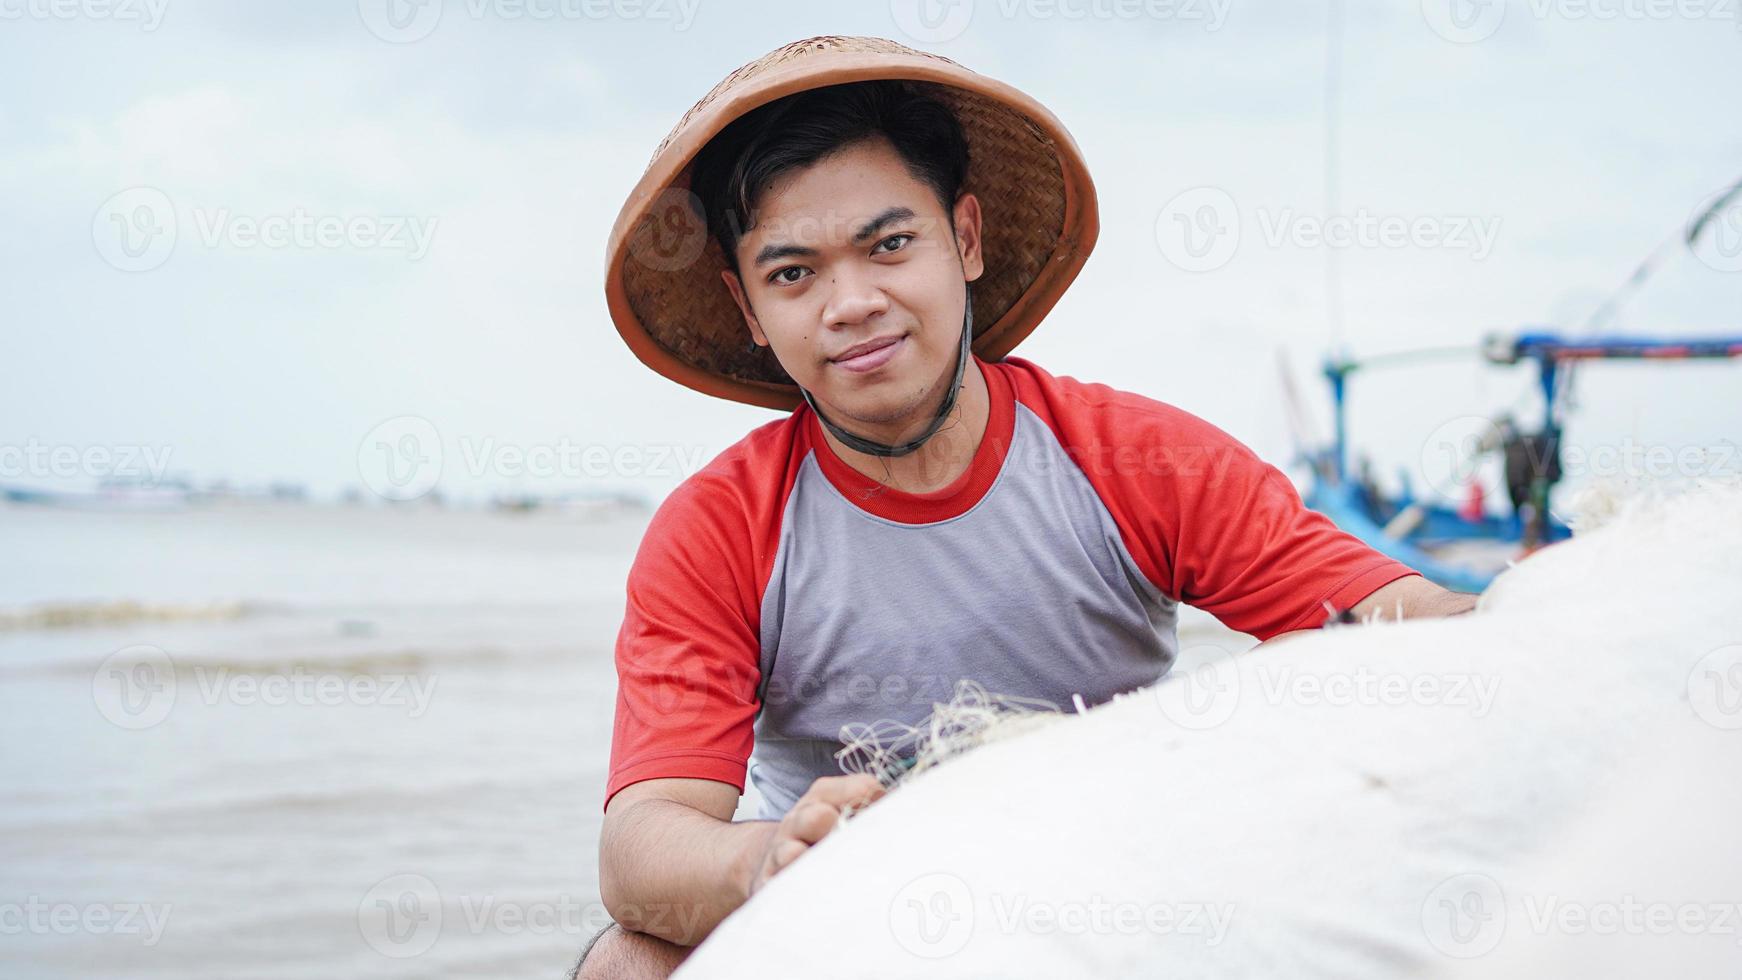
top-left (0, 773), bottom-right (596, 836)
top-left (0, 598), bottom-right (273, 631)
top-left (0, 643), bottom-right (545, 679)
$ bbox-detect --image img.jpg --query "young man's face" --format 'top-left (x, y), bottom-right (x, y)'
top-left (720, 136), bottom-right (984, 434)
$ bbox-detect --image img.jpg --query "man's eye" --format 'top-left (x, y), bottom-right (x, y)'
top-left (767, 266), bottom-right (810, 286)
top-left (874, 234), bottom-right (914, 254)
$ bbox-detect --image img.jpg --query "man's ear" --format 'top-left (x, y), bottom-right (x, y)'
top-left (952, 192), bottom-right (985, 283)
top-left (720, 269), bottom-right (768, 347)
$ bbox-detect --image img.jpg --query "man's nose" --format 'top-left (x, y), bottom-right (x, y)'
top-left (821, 263), bottom-right (890, 328)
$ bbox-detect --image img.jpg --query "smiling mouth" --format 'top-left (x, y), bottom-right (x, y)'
top-left (830, 335), bottom-right (906, 373)
top-left (832, 335), bottom-right (901, 361)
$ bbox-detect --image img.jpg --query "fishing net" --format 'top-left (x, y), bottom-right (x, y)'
top-left (831, 679), bottom-right (1077, 820)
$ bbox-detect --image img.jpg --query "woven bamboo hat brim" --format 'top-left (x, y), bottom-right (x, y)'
top-left (604, 35), bottom-right (1099, 411)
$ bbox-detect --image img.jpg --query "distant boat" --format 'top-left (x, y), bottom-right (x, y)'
top-left (2, 480), bottom-right (191, 510)
top-left (488, 490), bottom-right (649, 517)
top-left (1298, 331), bottom-right (1742, 593)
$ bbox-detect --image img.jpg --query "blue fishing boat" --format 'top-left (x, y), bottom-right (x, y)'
top-left (1302, 332), bottom-right (1742, 593)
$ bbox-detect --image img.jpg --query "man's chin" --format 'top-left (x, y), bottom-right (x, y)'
top-left (814, 385), bottom-right (935, 433)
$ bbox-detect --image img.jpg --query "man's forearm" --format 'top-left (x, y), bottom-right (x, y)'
top-left (1350, 573), bottom-right (1478, 622)
top-left (1413, 587), bottom-right (1479, 617)
top-left (599, 799), bottom-right (777, 946)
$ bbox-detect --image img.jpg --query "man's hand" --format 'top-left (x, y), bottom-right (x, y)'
top-left (1349, 573), bottom-right (1478, 622)
top-left (746, 773), bottom-right (885, 898)
top-left (1257, 574), bottom-right (1479, 650)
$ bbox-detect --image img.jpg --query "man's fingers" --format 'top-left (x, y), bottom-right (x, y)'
top-left (802, 773), bottom-right (886, 809)
top-left (769, 837), bottom-right (808, 875)
top-left (783, 800), bottom-right (844, 846)
top-left (757, 774), bottom-right (890, 889)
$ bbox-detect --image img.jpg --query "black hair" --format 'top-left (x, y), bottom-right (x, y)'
top-left (687, 79), bottom-right (970, 275)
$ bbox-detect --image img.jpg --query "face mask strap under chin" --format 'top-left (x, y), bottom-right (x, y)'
top-left (798, 286), bottom-right (974, 459)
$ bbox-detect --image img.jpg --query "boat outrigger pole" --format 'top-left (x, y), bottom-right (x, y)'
top-left (1320, 345), bottom-right (1473, 484)
top-left (1322, 332), bottom-right (1742, 487)
top-left (1483, 331), bottom-right (1742, 475)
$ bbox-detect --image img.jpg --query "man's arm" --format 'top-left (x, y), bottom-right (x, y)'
top-left (1258, 574), bottom-right (1477, 648)
top-left (599, 777), bottom-right (771, 946)
top-left (1346, 572), bottom-right (1479, 621)
top-left (599, 773), bottom-right (885, 947)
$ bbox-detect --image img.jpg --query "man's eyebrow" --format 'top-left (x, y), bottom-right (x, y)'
top-left (751, 206), bottom-right (920, 268)
top-left (752, 242), bottom-right (817, 267)
top-left (851, 206), bottom-right (917, 244)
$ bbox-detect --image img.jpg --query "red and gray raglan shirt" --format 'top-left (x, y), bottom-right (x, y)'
top-left (605, 355), bottom-right (1420, 819)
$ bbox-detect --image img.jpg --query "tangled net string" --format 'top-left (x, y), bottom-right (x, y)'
top-left (833, 679), bottom-right (1073, 794)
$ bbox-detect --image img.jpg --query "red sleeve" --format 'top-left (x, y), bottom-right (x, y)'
top-left (603, 420), bottom-right (799, 812)
top-left (1000, 357), bottom-right (1420, 641)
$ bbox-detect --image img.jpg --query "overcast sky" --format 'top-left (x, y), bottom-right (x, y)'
top-left (3, 0), bottom-right (1739, 504)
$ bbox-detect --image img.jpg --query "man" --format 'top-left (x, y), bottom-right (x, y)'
top-left (1477, 413), bottom-right (1564, 547)
top-left (581, 36), bottom-right (1475, 978)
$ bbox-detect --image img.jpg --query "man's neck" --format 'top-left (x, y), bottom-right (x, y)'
top-left (816, 358), bottom-right (991, 494)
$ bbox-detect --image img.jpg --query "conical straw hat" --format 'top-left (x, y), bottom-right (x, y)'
top-left (604, 35), bottom-right (1099, 411)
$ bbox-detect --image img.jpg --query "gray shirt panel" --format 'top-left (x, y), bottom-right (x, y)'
top-left (747, 404), bottom-right (1178, 819)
